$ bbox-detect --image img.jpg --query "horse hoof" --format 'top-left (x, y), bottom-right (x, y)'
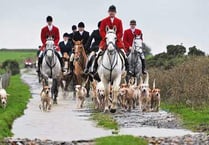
top-left (53, 101), bottom-right (57, 104)
top-left (110, 109), bottom-right (116, 113)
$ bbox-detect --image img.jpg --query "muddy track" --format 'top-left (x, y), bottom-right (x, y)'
top-left (7, 69), bottom-right (204, 144)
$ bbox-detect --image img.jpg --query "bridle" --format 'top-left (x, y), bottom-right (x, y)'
top-left (44, 43), bottom-right (57, 77)
top-left (102, 31), bottom-right (119, 82)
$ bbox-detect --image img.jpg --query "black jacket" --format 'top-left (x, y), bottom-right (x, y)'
top-left (86, 29), bottom-right (101, 53)
top-left (59, 41), bottom-right (73, 56)
top-left (73, 31), bottom-right (89, 53)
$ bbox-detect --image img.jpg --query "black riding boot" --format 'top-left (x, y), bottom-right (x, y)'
top-left (119, 49), bottom-right (130, 74)
top-left (93, 51), bottom-right (104, 73)
top-left (36, 57), bottom-right (42, 73)
top-left (92, 51), bottom-right (104, 82)
top-left (84, 54), bottom-right (95, 74)
top-left (141, 58), bottom-right (147, 75)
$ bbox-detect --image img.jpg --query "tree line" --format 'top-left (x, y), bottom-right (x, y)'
top-left (146, 44), bottom-right (205, 69)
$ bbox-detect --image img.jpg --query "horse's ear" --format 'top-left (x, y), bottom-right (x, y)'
top-left (106, 26), bottom-right (109, 32)
top-left (80, 39), bottom-right (83, 44)
top-left (113, 25), bottom-right (117, 32)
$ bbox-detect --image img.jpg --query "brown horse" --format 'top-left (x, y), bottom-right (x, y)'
top-left (73, 40), bottom-right (88, 85)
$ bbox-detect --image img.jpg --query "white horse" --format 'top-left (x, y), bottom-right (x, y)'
top-left (127, 35), bottom-right (143, 85)
top-left (97, 26), bottom-right (125, 113)
top-left (41, 37), bottom-right (62, 104)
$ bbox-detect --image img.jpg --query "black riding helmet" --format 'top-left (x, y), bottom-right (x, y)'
top-left (46, 16), bottom-right (53, 22)
top-left (72, 25), bottom-right (77, 31)
top-left (108, 5), bottom-right (116, 12)
top-left (130, 20), bottom-right (136, 25)
top-left (78, 22), bottom-right (85, 28)
top-left (63, 33), bottom-right (69, 37)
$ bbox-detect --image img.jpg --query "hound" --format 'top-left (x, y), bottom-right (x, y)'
top-left (151, 79), bottom-right (161, 112)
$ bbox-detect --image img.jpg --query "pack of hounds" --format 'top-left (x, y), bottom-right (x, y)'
top-left (39, 72), bottom-right (161, 113)
top-left (92, 72), bottom-right (161, 112)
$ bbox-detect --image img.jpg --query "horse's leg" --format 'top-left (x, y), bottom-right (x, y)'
top-left (73, 74), bottom-right (78, 99)
top-left (51, 80), bottom-right (55, 104)
top-left (52, 79), bottom-right (58, 104)
top-left (110, 76), bottom-right (121, 113)
top-left (102, 78), bottom-right (109, 113)
top-left (86, 80), bottom-right (90, 98)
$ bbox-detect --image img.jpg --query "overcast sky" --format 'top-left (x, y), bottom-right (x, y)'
top-left (0, 0), bottom-right (208, 54)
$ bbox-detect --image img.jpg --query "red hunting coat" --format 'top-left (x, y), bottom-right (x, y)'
top-left (40, 25), bottom-right (60, 51)
top-left (99, 16), bottom-right (124, 51)
top-left (123, 28), bottom-right (143, 52)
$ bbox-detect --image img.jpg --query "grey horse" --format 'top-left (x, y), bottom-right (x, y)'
top-left (127, 36), bottom-right (143, 85)
top-left (41, 37), bottom-right (62, 104)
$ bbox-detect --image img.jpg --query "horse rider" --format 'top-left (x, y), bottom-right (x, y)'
top-left (36, 16), bottom-right (63, 73)
top-left (123, 20), bottom-right (147, 74)
top-left (59, 33), bottom-right (73, 56)
top-left (84, 21), bottom-right (102, 74)
top-left (73, 22), bottom-right (90, 54)
top-left (59, 33), bottom-right (74, 72)
top-left (90, 5), bottom-right (130, 76)
top-left (68, 25), bottom-right (77, 43)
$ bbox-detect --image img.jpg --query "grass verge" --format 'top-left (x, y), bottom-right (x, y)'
top-left (91, 112), bottom-right (118, 130)
top-left (0, 75), bottom-right (31, 139)
top-left (95, 135), bottom-right (148, 145)
top-left (161, 103), bottom-right (209, 133)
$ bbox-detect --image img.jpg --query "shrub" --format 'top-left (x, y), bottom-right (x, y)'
top-left (1, 60), bottom-right (20, 75)
top-left (149, 56), bottom-right (209, 108)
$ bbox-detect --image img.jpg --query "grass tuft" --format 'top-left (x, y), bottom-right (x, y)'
top-left (95, 135), bottom-right (148, 145)
top-left (91, 112), bottom-right (118, 130)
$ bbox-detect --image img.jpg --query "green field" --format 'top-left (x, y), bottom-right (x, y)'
top-left (0, 49), bottom-right (37, 67)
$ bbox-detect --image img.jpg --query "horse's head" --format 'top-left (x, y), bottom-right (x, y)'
top-left (45, 37), bottom-right (55, 57)
top-left (105, 26), bottom-right (117, 52)
top-left (73, 40), bottom-right (84, 60)
top-left (132, 35), bottom-right (143, 53)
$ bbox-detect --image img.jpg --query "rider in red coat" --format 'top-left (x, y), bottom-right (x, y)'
top-left (84, 5), bottom-right (129, 79)
top-left (40, 25), bottom-right (60, 51)
top-left (99, 13), bottom-right (124, 50)
top-left (123, 20), bottom-right (146, 74)
top-left (37, 16), bottom-right (63, 73)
